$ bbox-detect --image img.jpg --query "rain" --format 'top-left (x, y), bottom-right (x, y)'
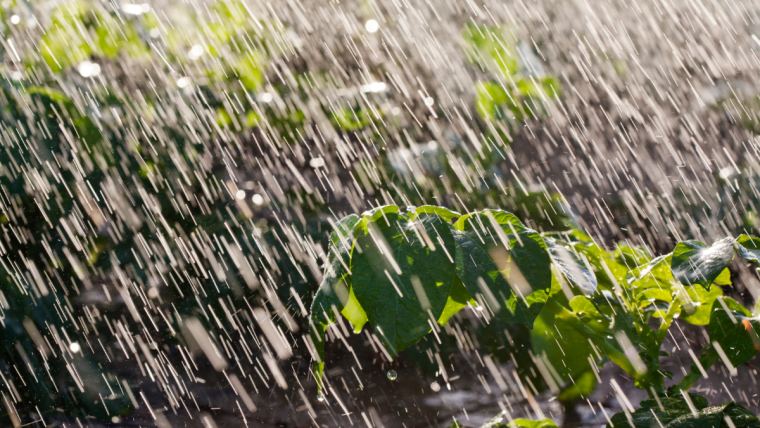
top-left (1, 0), bottom-right (760, 426)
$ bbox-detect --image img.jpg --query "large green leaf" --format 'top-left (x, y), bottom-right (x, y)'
top-left (609, 394), bottom-right (759, 428)
top-left (708, 297), bottom-right (760, 368)
top-left (351, 210), bottom-right (459, 354)
top-left (608, 393), bottom-right (708, 427)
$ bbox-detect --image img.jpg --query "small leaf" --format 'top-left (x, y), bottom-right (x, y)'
top-left (671, 238), bottom-right (735, 288)
top-left (547, 239), bottom-right (597, 296)
top-left (736, 234), bottom-right (760, 264)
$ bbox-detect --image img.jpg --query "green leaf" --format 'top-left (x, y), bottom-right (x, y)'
top-left (708, 297), bottom-right (760, 368)
top-left (547, 239), bottom-right (597, 296)
top-left (671, 238), bottom-right (735, 288)
top-left (608, 393), bottom-right (709, 427)
top-left (351, 210), bottom-right (458, 354)
top-left (483, 416), bottom-right (559, 428)
top-left (736, 234), bottom-right (760, 264)
top-left (678, 284), bottom-right (722, 326)
top-left (611, 397), bottom-right (760, 428)
top-left (531, 297), bottom-right (597, 397)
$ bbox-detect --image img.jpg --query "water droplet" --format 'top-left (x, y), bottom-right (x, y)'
top-left (234, 190), bottom-right (246, 201)
top-left (188, 44), bottom-right (204, 61)
top-left (258, 92), bottom-right (274, 103)
top-left (309, 157), bottom-right (325, 168)
top-left (176, 76), bottom-right (191, 89)
top-left (316, 394), bottom-right (326, 402)
top-left (9, 14), bottom-right (20, 25)
top-left (69, 342), bottom-right (81, 353)
top-left (77, 61), bottom-right (101, 78)
top-left (364, 19), bottom-right (380, 33)
top-left (360, 81), bottom-right (388, 94)
top-left (147, 287), bottom-right (159, 299)
top-left (121, 3), bottom-right (150, 16)
top-left (251, 194), bottom-right (264, 206)
top-left (386, 369), bottom-right (398, 381)
top-left (430, 381), bottom-right (441, 392)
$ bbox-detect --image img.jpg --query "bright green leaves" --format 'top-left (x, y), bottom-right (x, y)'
top-left (39, 1), bottom-right (151, 72)
top-left (352, 211), bottom-right (457, 354)
top-left (609, 393), bottom-right (759, 428)
top-left (482, 417), bottom-right (559, 428)
top-left (309, 208), bottom-right (760, 407)
top-left (309, 205), bottom-right (559, 387)
top-left (464, 23), bottom-right (561, 130)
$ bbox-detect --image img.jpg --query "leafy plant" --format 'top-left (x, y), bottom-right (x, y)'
top-left (310, 205), bottom-right (760, 426)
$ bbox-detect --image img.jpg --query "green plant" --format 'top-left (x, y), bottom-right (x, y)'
top-left (309, 205), bottom-right (760, 426)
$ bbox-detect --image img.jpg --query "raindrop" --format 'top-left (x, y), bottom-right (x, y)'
top-left (309, 157), bottom-right (325, 168)
top-left (386, 369), bottom-right (398, 381)
top-left (147, 287), bottom-right (159, 299)
top-left (258, 92), bottom-right (274, 103)
top-left (121, 3), bottom-right (150, 16)
top-left (77, 61), bottom-right (101, 78)
top-left (9, 14), bottom-right (20, 25)
top-left (423, 97), bottom-right (434, 107)
top-left (176, 76), bottom-right (191, 89)
top-left (69, 342), bottom-right (81, 353)
top-left (364, 19), bottom-right (380, 33)
top-left (251, 194), bottom-right (264, 206)
top-left (360, 81), bottom-right (388, 94)
top-left (188, 44), bottom-right (204, 61)
top-left (234, 190), bottom-right (246, 201)
top-left (316, 394), bottom-right (326, 402)
top-left (430, 381), bottom-right (441, 392)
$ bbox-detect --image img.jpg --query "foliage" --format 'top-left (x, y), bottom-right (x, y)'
top-left (464, 24), bottom-right (561, 139)
top-left (310, 205), bottom-right (760, 425)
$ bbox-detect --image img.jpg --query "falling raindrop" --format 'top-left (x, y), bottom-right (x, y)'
top-left (69, 342), bottom-right (81, 353)
top-left (364, 19), bottom-right (380, 33)
top-left (188, 44), bottom-right (204, 61)
top-left (360, 81), bottom-right (388, 94)
top-left (251, 194), bottom-right (264, 206)
top-left (121, 3), bottom-right (150, 15)
top-left (309, 157), bottom-right (325, 168)
top-left (77, 61), bottom-right (101, 78)
top-left (386, 369), bottom-right (398, 381)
